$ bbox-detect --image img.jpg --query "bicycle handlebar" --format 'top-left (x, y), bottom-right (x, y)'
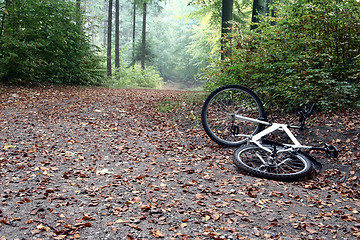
top-left (310, 143), bottom-right (339, 158)
top-left (298, 103), bottom-right (315, 129)
top-left (305, 104), bottom-right (315, 118)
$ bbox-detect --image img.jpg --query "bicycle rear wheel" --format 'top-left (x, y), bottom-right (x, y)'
top-left (201, 85), bottom-right (266, 147)
top-left (234, 144), bottom-right (313, 181)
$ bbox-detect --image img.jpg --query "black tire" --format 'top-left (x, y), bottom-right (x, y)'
top-left (234, 144), bottom-right (313, 181)
top-left (201, 85), bottom-right (266, 147)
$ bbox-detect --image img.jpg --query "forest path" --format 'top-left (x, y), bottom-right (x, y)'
top-left (0, 86), bottom-right (359, 239)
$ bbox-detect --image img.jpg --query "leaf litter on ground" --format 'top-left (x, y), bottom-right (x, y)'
top-left (0, 85), bottom-right (359, 239)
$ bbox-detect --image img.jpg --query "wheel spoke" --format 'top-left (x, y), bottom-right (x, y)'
top-left (201, 85), bottom-right (266, 147)
top-left (255, 152), bottom-right (267, 165)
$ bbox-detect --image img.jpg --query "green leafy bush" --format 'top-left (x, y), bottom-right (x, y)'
top-left (112, 64), bottom-right (163, 89)
top-left (0, 0), bottom-right (105, 85)
top-left (202, 0), bottom-right (360, 112)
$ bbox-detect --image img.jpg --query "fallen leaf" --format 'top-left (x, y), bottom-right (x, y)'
top-left (150, 229), bottom-right (165, 238)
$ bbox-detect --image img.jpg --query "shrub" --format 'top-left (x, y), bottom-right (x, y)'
top-left (202, 0), bottom-right (360, 112)
top-left (112, 64), bottom-right (163, 89)
top-left (0, 0), bottom-right (105, 85)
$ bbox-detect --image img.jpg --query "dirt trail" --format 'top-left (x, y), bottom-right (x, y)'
top-left (0, 86), bottom-right (359, 240)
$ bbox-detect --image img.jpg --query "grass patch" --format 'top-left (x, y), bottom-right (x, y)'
top-left (157, 91), bottom-right (208, 129)
top-left (157, 91), bottom-right (207, 113)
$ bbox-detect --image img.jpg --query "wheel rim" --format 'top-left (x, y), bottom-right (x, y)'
top-left (205, 88), bottom-right (264, 145)
top-left (238, 147), bottom-right (310, 176)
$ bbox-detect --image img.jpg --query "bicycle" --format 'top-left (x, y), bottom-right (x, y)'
top-left (201, 85), bottom-right (338, 181)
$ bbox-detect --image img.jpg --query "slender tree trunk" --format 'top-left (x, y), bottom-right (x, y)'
top-left (76, 0), bottom-right (81, 27)
top-left (0, 13), bottom-right (4, 39)
top-left (103, 2), bottom-right (107, 47)
top-left (132, 0), bottom-right (136, 66)
top-left (107, 0), bottom-right (113, 77)
top-left (1, 0), bottom-right (9, 39)
top-left (221, 0), bottom-right (233, 60)
top-left (115, 0), bottom-right (120, 69)
top-left (140, 1), bottom-right (146, 70)
top-left (0, 9), bottom-right (5, 39)
top-left (251, 0), bottom-right (273, 30)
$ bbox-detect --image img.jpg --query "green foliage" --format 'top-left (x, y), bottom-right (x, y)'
top-left (188, 0), bottom-right (253, 54)
top-left (151, 12), bottom-right (206, 87)
top-left (110, 44), bottom-right (163, 89)
top-left (202, 0), bottom-right (360, 112)
top-left (141, 0), bottom-right (208, 88)
top-left (112, 64), bottom-right (163, 89)
top-left (189, 0), bottom-right (253, 28)
top-left (131, 37), bottom-right (157, 67)
top-left (0, 0), bottom-right (105, 85)
top-left (157, 100), bottom-right (179, 112)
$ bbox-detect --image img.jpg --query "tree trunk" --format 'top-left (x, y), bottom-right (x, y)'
top-left (141, 1), bottom-right (146, 70)
top-left (115, 0), bottom-right (120, 69)
top-left (221, 0), bottom-right (233, 60)
top-left (107, 0), bottom-right (113, 77)
top-left (0, 0), bottom-right (9, 39)
top-left (76, 0), bottom-right (81, 27)
top-left (251, 0), bottom-right (273, 30)
top-left (132, 0), bottom-right (136, 66)
top-left (103, 2), bottom-right (107, 48)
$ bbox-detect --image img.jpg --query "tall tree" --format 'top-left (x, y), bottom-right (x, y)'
top-left (251, 0), bottom-right (273, 29)
top-left (221, 0), bottom-right (233, 59)
top-left (141, 1), bottom-right (147, 70)
top-left (132, 0), bottom-right (136, 65)
top-left (76, 0), bottom-right (81, 26)
top-left (103, 2), bottom-right (107, 47)
top-left (0, 0), bottom-right (8, 39)
top-left (107, 0), bottom-right (113, 77)
top-left (221, 0), bottom-right (233, 35)
top-left (115, 0), bottom-right (120, 69)
top-left (188, 0), bottom-right (252, 57)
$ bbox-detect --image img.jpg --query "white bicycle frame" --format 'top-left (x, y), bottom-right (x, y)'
top-left (233, 114), bottom-right (311, 154)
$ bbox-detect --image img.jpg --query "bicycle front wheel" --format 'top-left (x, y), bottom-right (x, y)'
top-left (234, 144), bottom-right (313, 181)
top-left (201, 85), bottom-right (266, 147)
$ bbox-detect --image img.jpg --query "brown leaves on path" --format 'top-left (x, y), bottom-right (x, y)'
top-left (0, 85), bottom-right (359, 239)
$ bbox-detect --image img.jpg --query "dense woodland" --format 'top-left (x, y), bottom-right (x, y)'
top-left (0, 0), bottom-right (359, 111)
top-left (0, 2), bottom-right (360, 238)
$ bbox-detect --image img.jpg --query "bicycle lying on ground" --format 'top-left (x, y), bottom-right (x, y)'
top-left (201, 85), bottom-right (338, 181)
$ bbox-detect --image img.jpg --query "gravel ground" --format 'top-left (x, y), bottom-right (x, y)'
top-left (0, 86), bottom-right (359, 240)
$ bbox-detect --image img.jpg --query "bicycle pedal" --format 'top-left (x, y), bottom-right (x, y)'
top-left (231, 125), bottom-right (240, 135)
